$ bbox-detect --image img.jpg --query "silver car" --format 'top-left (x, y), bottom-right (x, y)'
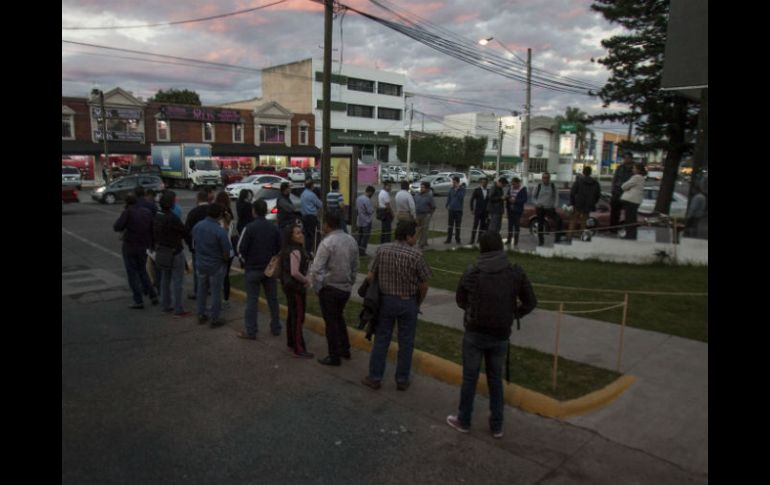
top-left (62, 166), bottom-right (82, 190)
top-left (410, 175), bottom-right (455, 196)
top-left (639, 186), bottom-right (688, 219)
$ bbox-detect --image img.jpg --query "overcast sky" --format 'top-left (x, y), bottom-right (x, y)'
top-left (62, 0), bottom-right (631, 135)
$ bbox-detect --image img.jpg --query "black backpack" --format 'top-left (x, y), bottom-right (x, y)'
top-left (466, 263), bottom-right (522, 333)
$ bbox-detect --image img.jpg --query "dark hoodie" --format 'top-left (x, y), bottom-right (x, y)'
top-left (455, 250), bottom-right (537, 339)
top-left (570, 174), bottom-right (601, 213)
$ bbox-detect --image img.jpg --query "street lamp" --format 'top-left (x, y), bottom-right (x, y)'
top-left (478, 37), bottom-right (532, 182)
top-left (91, 88), bottom-right (111, 184)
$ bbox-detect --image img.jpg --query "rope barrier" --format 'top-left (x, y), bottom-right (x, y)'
top-left (559, 303), bottom-right (627, 314)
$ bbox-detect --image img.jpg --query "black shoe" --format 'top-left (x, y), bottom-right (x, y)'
top-left (209, 318), bottom-right (226, 328)
top-left (188, 294), bottom-right (197, 300)
top-left (396, 381), bottom-right (411, 391)
top-left (361, 376), bottom-right (381, 390)
top-left (342, 351), bottom-right (351, 360)
top-left (318, 356), bottom-right (341, 366)
top-left (271, 329), bottom-right (281, 336)
top-left (197, 314), bottom-right (209, 325)
top-left (128, 303), bottom-right (144, 310)
top-left (151, 297), bottom-right (159, 306)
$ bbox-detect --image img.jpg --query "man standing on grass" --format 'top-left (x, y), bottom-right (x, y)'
top-left (362, 220), bottom-right (432, 391)
top-left (447, 232), bottom-right (537, 439)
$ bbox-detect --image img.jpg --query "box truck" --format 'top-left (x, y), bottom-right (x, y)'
top-left (151, 143), bottom-right (221, 190)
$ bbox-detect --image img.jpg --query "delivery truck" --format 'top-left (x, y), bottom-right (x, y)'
top-left (151, 143), bottom-right (221, 190)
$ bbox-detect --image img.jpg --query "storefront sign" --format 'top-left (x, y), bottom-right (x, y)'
top-left (91, 107), bottom-right (143, 120)
top-left (330, 132), bottom-right (398, 144)
top-left (160, 105), bottom-right (243, 123)
top-left (94, 129), bottom-right (145, 142)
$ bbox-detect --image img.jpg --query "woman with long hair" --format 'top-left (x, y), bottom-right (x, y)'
top-left (235, 190), bottom-right (254, 236)
top-left (620, 163), bottom-right (646, 240)
top-left (215, 191), bottom-right (236, 304)
top-left (280, 223), bottom-right (313, 358)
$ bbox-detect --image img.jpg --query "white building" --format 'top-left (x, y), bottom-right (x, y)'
top-left (441, 112), bottom-right (523, 170)
top-left (260, 58), bottom-right (406, 163)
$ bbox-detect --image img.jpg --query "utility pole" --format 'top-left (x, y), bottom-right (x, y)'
top-left (496, 118), bottom-right (503, 176)
top-left (523, 47), bottom-right (532, 182)
top-left (406, 103), bottom-right (413, 182)
top-left (100, 90), bottom-right (111, 184)
top-left (321, 0), bottom-right (333, 212)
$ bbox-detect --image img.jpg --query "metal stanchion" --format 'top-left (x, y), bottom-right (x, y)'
top-left (552, 302), bottom-right (563, 391)
top-left (616, 293), bottom-right (629, 372)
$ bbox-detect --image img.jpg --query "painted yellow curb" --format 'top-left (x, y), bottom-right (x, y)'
top-left (230, 288), bottom-right (635, 418)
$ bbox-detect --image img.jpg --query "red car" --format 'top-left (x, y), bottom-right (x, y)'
top-left (220, 168), bottom-right (243, 186)
top-left (248, 165), bottom-right (280, 176)
top-left (62, 185), bottom-right (79, 206)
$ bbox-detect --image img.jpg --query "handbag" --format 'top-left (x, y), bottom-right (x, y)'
top-left (155, 245), bottom-right (175, 270)
top-left (263, 255), bottom-right (280, 278)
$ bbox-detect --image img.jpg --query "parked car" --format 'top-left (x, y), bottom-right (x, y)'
top-left (61, 166), bottom-right (82, 190)
top-left (434, 172), bottom-right (469, 187)
top-left (409, 175), bottom-right (456, 196)
top-left (220, 168), bottom-right (243, 186)
top-left (91, 174), bottom-right (164, 205)
top-left (251, 185), bottom-right (303, 223)
top-left (645, 170), bottom-right (664, 181)
top-left (639, 185), bottom-right (688, 219)
top-left (277, 166), bottom-right (307, 183)
top-left (62, 185), bottom-right (79, 204)
top-left (128, 164), bottom-right (162, 177)
top-left (498, 170), bottom-right (522, 182)
top-left (380, 166), bottom-right (407, 182)
top-left (468, 169), bottom-right (488, 182)
top-left (249, 165), bottom-right (281, 176)
top-left (225, 174), bottom-right (290, 200)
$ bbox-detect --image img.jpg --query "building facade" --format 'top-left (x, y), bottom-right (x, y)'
top-left (260, 58), bottom-right (406, 163)
top-left (441, 112), bottom-right (523, 170)
top-left (62, 88), bottom-right (318, 182)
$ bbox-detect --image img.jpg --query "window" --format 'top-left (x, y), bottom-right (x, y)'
top-left (377, 107), bottom-right (402, 121)
top-left (347, 77), bottom-right (374, 93)
top-left (203, 122), bottom-right (215, 142)
top-left (529, 159), bottom-right (548, 173)
top-left (377, 82), bottom-right (402, 96)
top-left (156, 120), bottom-right (170, 141)
top-left (260, 125), bottom-right (286, 143)
top-left (299, 125), bottom-right (309, 145)
top-left (347, 104), bottom-right (374, 118)
top-left (233, 123), bottom-right (244, 143)
top-left (62, 114), bottom-right (74, 139)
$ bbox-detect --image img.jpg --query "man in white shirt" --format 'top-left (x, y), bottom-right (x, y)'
top-left (394, 180), bottom-right (416, 223)
top-left (377, 181), bottom-right (394, 243)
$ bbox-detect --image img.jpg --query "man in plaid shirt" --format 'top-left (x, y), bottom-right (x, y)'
top-left (362, 220), bottom-right (432, 391)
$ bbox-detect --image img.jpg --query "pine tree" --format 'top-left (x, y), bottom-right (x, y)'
top-left (591, 0), bottom-right (699, 213)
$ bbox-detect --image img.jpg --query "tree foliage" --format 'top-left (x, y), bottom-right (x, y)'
top-left (396, 134), bottom-right (487, 170)
top-left (590, 0), bottom-right (700, 213)
top-left (148, 88), bottom-right (202, 106)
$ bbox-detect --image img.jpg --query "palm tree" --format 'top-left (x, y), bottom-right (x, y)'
top-left (555, 106), bottom-right (592, 161)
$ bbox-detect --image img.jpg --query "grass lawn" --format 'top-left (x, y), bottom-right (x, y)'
top-left (408, 249), bottom-right (708, 342)
top-left (230, 273), bottom-right (621, 401)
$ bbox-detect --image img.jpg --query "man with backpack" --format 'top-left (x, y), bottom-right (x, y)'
top-left (446, 232), bottom-right (537, 439)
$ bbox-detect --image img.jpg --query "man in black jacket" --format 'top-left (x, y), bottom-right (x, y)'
top-left (568, 166), bottom-right (601, 242)
top-left (184, 190), bottom-right (212, 299)
top-left (469, 177), bottom-right (490, 246)
top-left (487, 177), bottom-right (508, 236)
top-left (237, 199), bottom-right (282, 338)
top-left (447, 232), bottom-right (537, 439)
top-left (114, 193), bottom-right (158, 309)
top-left (153, 190), bottom-right (190, 317)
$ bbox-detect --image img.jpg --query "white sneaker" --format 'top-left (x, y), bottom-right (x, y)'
top-left (446, 415), bottom-right (469, 433)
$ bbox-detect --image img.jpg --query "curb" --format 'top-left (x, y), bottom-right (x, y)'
top-left (230, 288), bottom-right (634, 418)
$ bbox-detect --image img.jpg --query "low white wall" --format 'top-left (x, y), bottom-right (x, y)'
top-left (535, 232), bottom-right (707, 266)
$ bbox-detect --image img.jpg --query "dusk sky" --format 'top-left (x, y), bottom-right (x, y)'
top-left (62, 0), bottom-right (631, 135)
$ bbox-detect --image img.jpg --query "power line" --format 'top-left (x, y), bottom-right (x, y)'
top-left (62, 0), bottom-right (287, 30)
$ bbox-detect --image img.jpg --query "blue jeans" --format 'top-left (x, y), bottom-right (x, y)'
top-left (357, 224), bottom-right (371, 255)
top-left (457, 331), bottom-right (508, 433)
top-left (244, 269), bottom-right (280, 336)
top-left (196, 264), bottom-right (226, 319)
top-left (122, 248), bottom-right (156, 305)
top-left (368, 295), bottom-right (418, 384)
top-left (160, 251), bottom-right (186, 313)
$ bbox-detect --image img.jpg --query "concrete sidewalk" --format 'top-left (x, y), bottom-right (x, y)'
top-left (354, 241), bottom-right (708, 476)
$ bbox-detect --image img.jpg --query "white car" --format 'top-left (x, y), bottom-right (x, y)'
top-left (62, 166), bottom-right (82, 189)
top-left (435, 172), bottom-right (469, 187)
top-left (638, 186), bottom-right (688, 219)
top-left (225, 174), bottom-right (290, 199)
top-left (468, 169), bottom-right (488, 182)
top-left (277, 167), bottom-right (307, 183)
